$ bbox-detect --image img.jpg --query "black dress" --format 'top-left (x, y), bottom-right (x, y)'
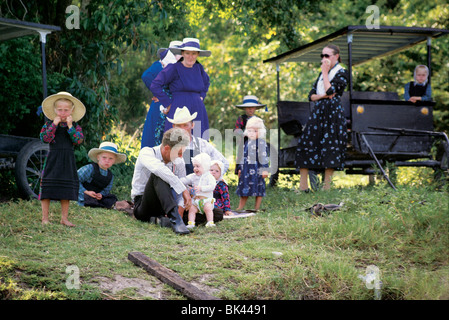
top-left (39, 123), bottom-right (80, 200)
top-left (295, 66), bottom-right (349, 171)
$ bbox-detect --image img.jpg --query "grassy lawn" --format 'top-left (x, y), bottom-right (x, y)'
top-left (1, 169), bottom-right (448, 301)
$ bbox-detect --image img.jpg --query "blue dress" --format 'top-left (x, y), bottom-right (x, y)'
top-left (236, 138), bottom-right (269, 197)
top-left (150, 61), bottom-right (210, 139)
top-left (141, 61), bottom-right (166, 148)
top-left (296, 67), bottom-right (349, 171)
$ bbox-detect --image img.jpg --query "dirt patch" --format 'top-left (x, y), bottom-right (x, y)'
top-left (95, 273), bottom-right (221, 300)
top-left (95, 275), bottom-right (167, 300)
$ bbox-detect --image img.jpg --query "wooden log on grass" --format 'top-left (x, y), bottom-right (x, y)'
top-left (128, 251), bottom-right (221, 300)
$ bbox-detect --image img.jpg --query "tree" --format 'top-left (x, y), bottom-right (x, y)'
top-left (0, 0), bottom-right (190, 163)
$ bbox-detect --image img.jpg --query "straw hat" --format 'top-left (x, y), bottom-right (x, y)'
top-left (157, 40), bottom-right (182, 59)
top-left (88, 142), bottom-right (127, 164)
top-left (235, 95), bottom-right (266, 109)
top-left (167, 106), bottom-right (198, 124)
top-left (42, 91), bottom-right (86, 122)
top-left (169, 38), bottom-right (211, 57)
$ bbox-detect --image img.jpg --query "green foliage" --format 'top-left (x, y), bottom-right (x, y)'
top-left (0, 37), bottom-right (44, 137)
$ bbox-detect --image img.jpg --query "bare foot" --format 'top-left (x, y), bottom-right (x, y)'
top-left (42, 219), bottom-right (50, 225)
top-left (61, 220), bottom-right (76, 227)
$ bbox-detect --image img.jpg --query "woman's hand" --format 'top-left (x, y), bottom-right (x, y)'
top-left (163, 105), bottom-right (171, 115)
top-left (261, 171), bottom-right (269, 179)
top-left (321, 59), bottom-right (331, 74)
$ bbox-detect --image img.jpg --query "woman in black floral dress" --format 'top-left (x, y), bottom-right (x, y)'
top-left (295, 44), bottom-right (349, 191)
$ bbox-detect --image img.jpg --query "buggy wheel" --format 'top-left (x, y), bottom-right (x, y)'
top-left (14, 140), bottom-right (49, 199)
top-left (434, 141), bottom-right (449, 188)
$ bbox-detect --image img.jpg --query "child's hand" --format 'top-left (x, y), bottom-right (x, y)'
top-left (262, 171), bottom-right (269, 179)
top-left (238, 170), bottom-right (241, 178)
top-left (194, 185), bottom-right (201, 193)
top-left (53, 116), bottom-right (61, 126)
top-left (66, 115), bottom-right (73, 128)
top-left (224, 210), bottom-right (234, 216)
top-left (85, 190), bottom-right (102, 200)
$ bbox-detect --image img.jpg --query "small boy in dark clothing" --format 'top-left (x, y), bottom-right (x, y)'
top-left (77, 142), bottom-right (126, 208)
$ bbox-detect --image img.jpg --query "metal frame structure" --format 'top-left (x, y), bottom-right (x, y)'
top-left (0, 18), bottom-right (61, 198)
top-left (264, 25), bottom-right (449, 189)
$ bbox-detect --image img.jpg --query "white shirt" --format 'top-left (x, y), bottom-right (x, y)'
top-left (131, 146), bottom-right (186, 200)
top-left (181, 172), bottom-right (216, 199)
top-left (187, 136), bottom-right (230, 174)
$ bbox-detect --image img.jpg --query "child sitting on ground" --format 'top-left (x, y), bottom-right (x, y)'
top-left (181, 153), bottom-right (217, 228)
top-left (210, 160), bottom-right (233, 216)
top-left (404, 65), bottom-right (432, 103)
top-left (77, 142), bottom-right (127, 208)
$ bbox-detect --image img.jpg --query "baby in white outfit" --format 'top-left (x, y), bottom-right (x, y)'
top-left (181, 153), bottom-right (217, 228)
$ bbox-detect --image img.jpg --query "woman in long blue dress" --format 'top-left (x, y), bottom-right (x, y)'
top-left (141, 41), bottom-right (181, 148)
top-left (150, 38), bottom-right (211, 140)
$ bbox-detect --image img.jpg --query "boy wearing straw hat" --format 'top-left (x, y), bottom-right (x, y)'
top-left (77, 142), bottom-right (127, 208)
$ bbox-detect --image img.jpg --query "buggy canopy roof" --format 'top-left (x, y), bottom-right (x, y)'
top-left (263, 25), bottom-right (449, 66)
top-left (0, 17), bottom-right (60, 42)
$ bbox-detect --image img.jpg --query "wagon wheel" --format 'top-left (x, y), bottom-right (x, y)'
top-left (14, 140), bottom-right (49, 199)
top-left (434, 140), bottom-right (449, 187)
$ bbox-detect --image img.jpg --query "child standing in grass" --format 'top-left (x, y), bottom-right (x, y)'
top-left (39, 92), bottom-right (85, 226)
top-left (210, 160), bottom-right (233, 216)
top-left (77, 142), bottom-right (127, 208)
top-left (235, 116), bottom-right (269, 212)
top-left (181, 153), bottom-right (217, 228)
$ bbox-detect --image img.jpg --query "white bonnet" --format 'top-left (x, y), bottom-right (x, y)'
top-left (191, 153), bottom-right (211, 172)
top-left (210, 160), bottom-right (224, 179)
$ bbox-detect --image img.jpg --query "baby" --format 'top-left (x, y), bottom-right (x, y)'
top-left (181, 153), bottom-right (217, 228)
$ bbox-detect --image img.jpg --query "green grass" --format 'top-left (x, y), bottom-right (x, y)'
top-left (1, 169), bottom-right (448, 300)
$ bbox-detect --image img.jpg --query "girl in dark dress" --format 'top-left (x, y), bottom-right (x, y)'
top-left (236, 117), bottom-right (270, 211)
top-left (39, 92), bottom-right (85, 226)
top-left (295, 44), bottom-right (349, 191)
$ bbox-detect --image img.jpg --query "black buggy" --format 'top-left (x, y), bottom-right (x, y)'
top-left (0, 18), bottom-right (60, 198)
top-left (264, 25), bottom-right (449, 189)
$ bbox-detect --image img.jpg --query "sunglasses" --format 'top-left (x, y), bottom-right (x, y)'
top-left (320, 53), bottom-right (333, 58)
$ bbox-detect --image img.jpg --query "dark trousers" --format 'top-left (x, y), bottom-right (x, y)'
top-left (84, 193), bottom-right (117, 209)
top-left (133, 174), bottom-right (178, 222)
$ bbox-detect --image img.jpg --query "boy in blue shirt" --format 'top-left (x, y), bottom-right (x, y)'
top-left (77, 142), bottom-right (126, 208)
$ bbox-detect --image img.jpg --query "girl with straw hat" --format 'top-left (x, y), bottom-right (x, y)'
top-left (150, 37), bottom-right (211, 140)
top-left (39, 92), bottom-right (85, 227)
